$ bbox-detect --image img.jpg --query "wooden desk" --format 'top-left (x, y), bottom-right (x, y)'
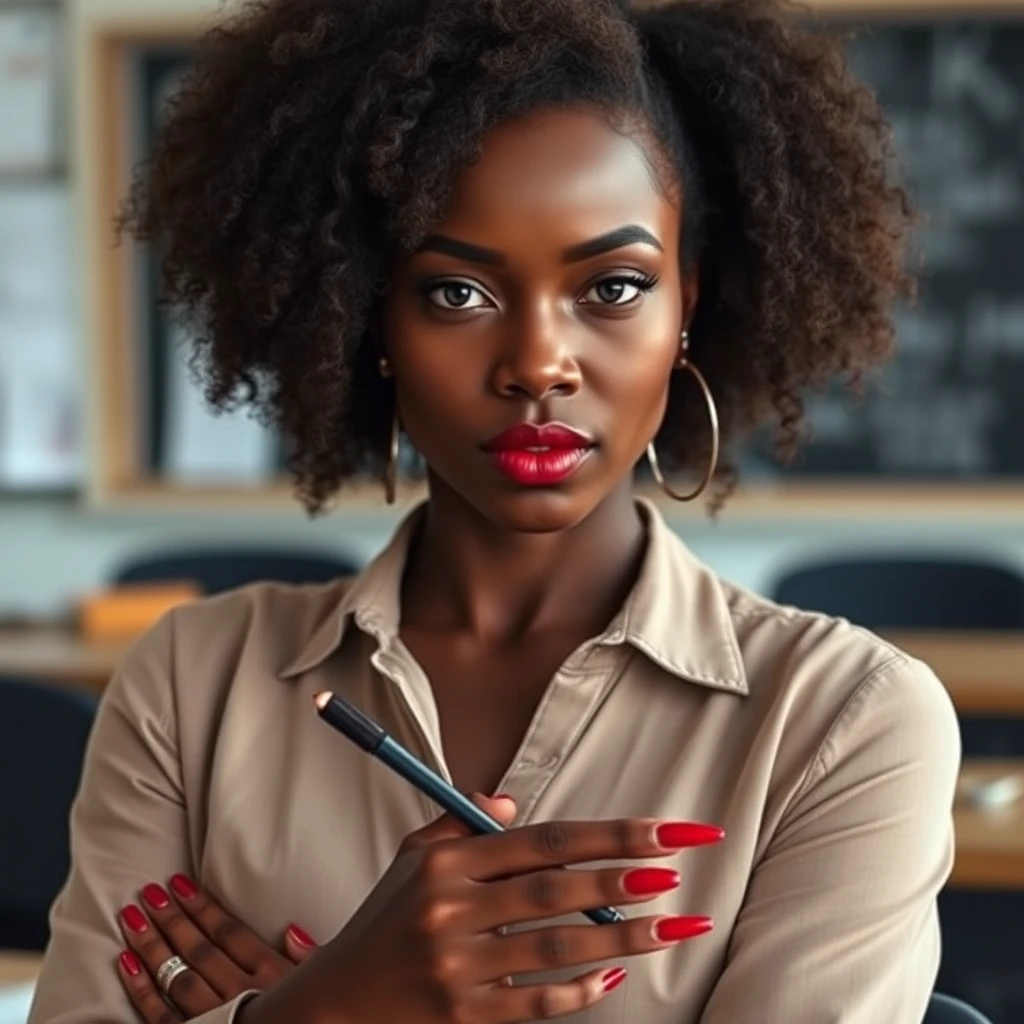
top-left (0, 616), bottom-right (1020, 709)
top-left (883, 631), bottom-right (1024, 715)
top-left (952, 759), bottom-right (1024, 889)
top-left (0, 628), bottom-right (124, 693)
top-left (1, 626), bottom-right (1022, 711)
top-left (0, 950), bottom-right (41, 986)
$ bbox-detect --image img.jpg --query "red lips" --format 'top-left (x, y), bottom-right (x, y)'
top-left (482, 422), bottom-right (594, 486)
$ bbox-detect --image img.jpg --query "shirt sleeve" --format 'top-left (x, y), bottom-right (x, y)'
top-left (700, 656), bottom-right (961, 1024)
top-left (27, 612), bottom-right (254, 1024)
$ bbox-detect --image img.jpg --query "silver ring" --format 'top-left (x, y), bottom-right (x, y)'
top-left (155, 954), bottom-right (190, 993)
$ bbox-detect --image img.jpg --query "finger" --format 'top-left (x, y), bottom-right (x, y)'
top-left (167, 874), bottom-right (289, 978)
top-left (399, 793), bottom-right (518, 853)
top-left (479, 913), bottom-right (713, 981)
top-left (282, 923), bottom-right (319, 965)
top-left (478, 964), bottom-right (629, 1023)
top-left (117, 950), bottom-right (184, 1024)
top-left (140, 883), bottom-right (250, 1000)
top-left (456, 819), bottom-right (723, 881)
top-left (119, 904), bottom-right (220, 1019)
top-left (466, 864), bottom-right (681, 932)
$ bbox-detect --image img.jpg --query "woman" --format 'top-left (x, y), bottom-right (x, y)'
top-left (30, 0), bottom-right (960, 1021)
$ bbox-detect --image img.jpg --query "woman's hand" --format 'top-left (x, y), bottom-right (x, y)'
top-left (116, 874), bottom-right (318, 1023)
top-left (241, 795), bottom-right (722, 1024)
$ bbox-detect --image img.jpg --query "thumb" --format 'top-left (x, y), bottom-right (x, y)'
top-left (283, 923), bottom-right (319, 964)
top-left (399, 792), bottom-right (518, 853)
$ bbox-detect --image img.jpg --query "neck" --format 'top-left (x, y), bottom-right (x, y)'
top-left (401, 478), bottom-right (647, 643)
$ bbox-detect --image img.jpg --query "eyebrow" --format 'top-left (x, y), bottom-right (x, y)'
top-left (417, 224), bottom-right (664, 267)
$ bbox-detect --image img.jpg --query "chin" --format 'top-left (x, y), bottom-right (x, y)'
top-left (477, 488), bottom-right (599, 535)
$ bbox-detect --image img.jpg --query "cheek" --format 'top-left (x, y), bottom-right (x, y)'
top-left (589, 329), bottom-right (679, 424)
top-left (588, 280), bottom-right (683, 407)
top-left (387, 337), bottom-right (488, 451)
top-left (384, 298), bottom-right (477, 412)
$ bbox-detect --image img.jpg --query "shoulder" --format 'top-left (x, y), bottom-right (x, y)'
top-left (102, 580), bottom-right (352, 730)
top-left (166, 579), bottom-right (351, 673)
top-left (719, 576), bottom-right (959, 778)
top-left (636, 503), bottom-right (956, 757)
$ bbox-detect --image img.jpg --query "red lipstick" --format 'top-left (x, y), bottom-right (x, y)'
top-left (482, 422), bottom-right (594, 486)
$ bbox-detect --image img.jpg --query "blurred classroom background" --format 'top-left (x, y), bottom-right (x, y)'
top-left (2, 0), bottom-right (1024, 1021)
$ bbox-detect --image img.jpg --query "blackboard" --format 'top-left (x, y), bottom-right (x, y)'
top-left (741, 20), bottom-right (1024, 484)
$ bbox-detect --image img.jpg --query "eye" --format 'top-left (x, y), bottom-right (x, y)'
top-left (421, 280), bottom-right (492, 311)
top-left (581, 273), bottom-right (659, 306)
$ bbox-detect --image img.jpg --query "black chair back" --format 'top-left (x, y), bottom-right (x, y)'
top-left (113, 546), bottom-right (360, 595)
top-left (771, 556), bottom-right (1024, 631)
top-left (0, 677), bottom-right (99, 950)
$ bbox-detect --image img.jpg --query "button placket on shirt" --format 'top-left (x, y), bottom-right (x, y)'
top-left (365, 625), bottom-right (632, 826)
top-left (500, 644), bottom-right (630, 823)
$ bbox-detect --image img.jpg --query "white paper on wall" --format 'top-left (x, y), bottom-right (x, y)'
top-left (0, 183), bottom-right (74, 311)
top-left (0, 8), bottom-right (62, 173)
top-left (162, 321), bottom-right (277, 484)
top-left (0, 308), bottom-right (83, 488)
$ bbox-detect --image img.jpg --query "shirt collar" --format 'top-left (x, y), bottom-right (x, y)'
top-left (279, 497), bottom-right (747, 695)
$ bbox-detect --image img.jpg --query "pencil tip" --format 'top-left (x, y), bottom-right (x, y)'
top-left (312, 690), bottom-right (332, 710)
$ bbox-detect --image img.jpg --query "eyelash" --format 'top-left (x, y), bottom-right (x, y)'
top-left (417, 272), bottom-right (660, 311)
top-left (582, 272), bottom-right (660, 306)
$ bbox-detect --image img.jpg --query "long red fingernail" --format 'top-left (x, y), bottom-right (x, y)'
top-left (141, 884), bottom-right (170, 911)
top-left (170, 874), bottom-right (197, 899)
top-left (286, 923), bottom-right (317, 948)
top-left (121, 905), bottom-right (149, 934)
top-left (602, 967), bottom-right (628, 993)
top-left (622, 867), bottom-right (680, 896)
top-left (120, 950), bottom-right (141, 976)
top-left (654, 915), bottom-right (713, 942)
top-left (655, 823), bottom-right (724, 849)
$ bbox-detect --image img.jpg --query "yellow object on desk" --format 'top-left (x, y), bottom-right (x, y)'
top-left (75, 582), bottom-right (202, 641)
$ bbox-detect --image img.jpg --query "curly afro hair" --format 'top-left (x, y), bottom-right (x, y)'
top-left (119, 0), bottom-right (914, 514)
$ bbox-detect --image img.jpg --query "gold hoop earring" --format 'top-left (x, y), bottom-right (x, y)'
top-left (383, 408), bottom-right (399, 505)
top-left (646, 331), bottom-right (720, 502)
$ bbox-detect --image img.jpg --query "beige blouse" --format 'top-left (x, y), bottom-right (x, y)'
top-left (29, 498), bottom-right (960, 1024)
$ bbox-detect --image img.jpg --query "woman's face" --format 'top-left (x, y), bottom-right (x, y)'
top-left (385, 106), bottom-right (695, 533)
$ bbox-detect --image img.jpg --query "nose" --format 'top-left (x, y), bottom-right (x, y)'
top-left (490, 311), bottom-right (582, 402)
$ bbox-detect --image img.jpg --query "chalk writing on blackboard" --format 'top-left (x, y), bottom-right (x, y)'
top-left (756, 21), bottom-right (1024, 481)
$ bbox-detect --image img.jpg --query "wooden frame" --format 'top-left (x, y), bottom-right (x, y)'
top-left (85, 19), bottom-right (242, 507)
top-left (80, 4), bottom-right (1024, 519)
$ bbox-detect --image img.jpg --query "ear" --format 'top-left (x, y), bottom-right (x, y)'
top-left (679, 261), bottom-right (700, 334)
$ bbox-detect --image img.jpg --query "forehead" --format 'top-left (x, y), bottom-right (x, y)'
top-left (435, 107), bottom-right (681, 256)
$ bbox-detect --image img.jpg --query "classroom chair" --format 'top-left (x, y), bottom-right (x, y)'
top-left (0, 677), bottom-right (99, 951)
top-left (111, 545), bottom-right (361, 595)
